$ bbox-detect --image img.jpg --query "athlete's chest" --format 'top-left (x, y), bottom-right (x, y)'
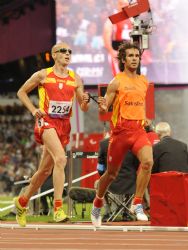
top-left (44, 78), bottom-right (76, 98)
top-left (120, 78), bottom-right (147, 94)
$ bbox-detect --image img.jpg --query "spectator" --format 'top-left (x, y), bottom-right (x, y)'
top-left (0, 110), bottom-right (39, 195)
top-left (103, 0), bottom-right (132, 76)
top-left (152, 122), bottom-right (188, 173)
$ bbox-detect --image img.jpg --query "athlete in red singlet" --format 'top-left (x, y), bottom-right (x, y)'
top-left (103, 0), bottom-right (132, 76)
top-left (103, 0), bottom-right (152, 76)
top-left (14, 42), bottom-right (90, 227)
top-left (91, 42), bottom-right (153, 227)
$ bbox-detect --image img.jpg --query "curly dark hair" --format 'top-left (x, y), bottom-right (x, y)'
top-left (117, 42), bottom-right (141, 72)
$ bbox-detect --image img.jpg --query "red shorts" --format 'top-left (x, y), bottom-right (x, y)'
top-left (34, 116), bottom-right (71, 147)
top-left (108, 119), bottom-right (151, 167)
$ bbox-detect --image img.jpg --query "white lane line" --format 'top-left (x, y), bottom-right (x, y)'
top-left (0, 241), bottom-right (188, 246)
top-left (1, 223), bottom-right (188, 232)
top-left (1, 237), bottom-right (188, 242)
top-left (0, 249), bottom-right (144, 250)
top-left (1, 232), bottom-right (188, 237)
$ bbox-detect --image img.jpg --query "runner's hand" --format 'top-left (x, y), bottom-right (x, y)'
top-left (32, 108), bottom-right (46, 118)
top-left (98, 96), bottom-right (107, 112)
top-left (82, 92), bottom-right (90, 104)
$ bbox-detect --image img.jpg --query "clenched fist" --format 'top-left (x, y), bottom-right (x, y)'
top-left (32, 108), bottom-right (46, 118)
top-left (98, 96), bottom-right (108, 112)
top-left (82, 92), bottom-right (90, 104)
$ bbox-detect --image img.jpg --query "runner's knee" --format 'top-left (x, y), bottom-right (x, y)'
top-left (54, 155), bottom-right (67, 168)
top-left (31, 169), bottom-right (51, 185)
top-left (106, 169), bottom-right (119, 181)
top-left (43, 168), bottom-right (53, 177)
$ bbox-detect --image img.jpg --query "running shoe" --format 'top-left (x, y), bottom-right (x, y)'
top-left (53, 207), bottom-right (68, 222)
top-left (14, 197), bottom-right (27, 227)
top-left (130, 203), bottom-right (148, 221)
top-left (91, 205), bottom-right (102, 227)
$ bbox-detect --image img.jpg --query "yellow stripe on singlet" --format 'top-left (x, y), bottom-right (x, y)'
top-left (45, 68), bottom-right (56, 83)
top-left (38, 85), bottom-right (47, 110)
top-left (38, 68), bottom-right (52, 110)
top-left (45, 77), bottom-right (56, 83)
top-left (67, 69), bottom-right (77, 86)
top-left (111, 96), bottom-right (120, 127)
top-left (46, 67), bottom-right (53, 75)
top-left (68, 69), bottom-right (75, 78)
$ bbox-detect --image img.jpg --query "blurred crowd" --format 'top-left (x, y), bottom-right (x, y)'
top-left (56, 0), bottom-right (116, 52)
top-left (0, 104), bottom-right (41, 195)
top-left (56, 0), bottom-right (181, 60)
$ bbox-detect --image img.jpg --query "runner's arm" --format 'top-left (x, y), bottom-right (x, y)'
top-left (98, 78), bottom-right (119, 112)
top-left (17, 69), bottom-right (46, 117)
top-left (75, 73), bottom-right (90, 112)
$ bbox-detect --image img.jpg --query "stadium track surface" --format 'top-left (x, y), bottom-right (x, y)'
top-left (1, 221), bottom-right (188, 249)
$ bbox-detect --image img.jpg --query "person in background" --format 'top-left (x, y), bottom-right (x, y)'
top-left (14, 41), bottom-right (90, 227)
top-left (103, 0), bottom-right (132, 76)
top-left (152, 122), bottom-right (188, 174)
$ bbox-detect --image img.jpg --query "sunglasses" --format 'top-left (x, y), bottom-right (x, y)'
top-left (55, 48), bottom-right (72, 54)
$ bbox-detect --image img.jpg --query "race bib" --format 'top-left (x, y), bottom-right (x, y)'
top-left (37, 118), bottom-right (44, 127)
top-left (48, 101), bottom-right (72, 118)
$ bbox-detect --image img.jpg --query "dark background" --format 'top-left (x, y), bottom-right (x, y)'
top-left (0, 0), bottom-right (55, 93)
